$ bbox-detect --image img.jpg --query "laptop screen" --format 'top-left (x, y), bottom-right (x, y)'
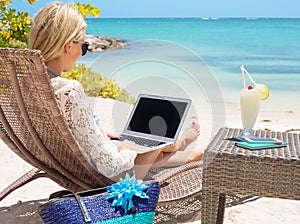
top-left (126, 96), bottom-right (190, 139)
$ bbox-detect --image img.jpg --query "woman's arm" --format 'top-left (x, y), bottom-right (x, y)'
top-left (52, 78), bottom-right (137, 178)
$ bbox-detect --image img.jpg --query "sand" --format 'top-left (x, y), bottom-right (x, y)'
top-left (1, 97), bottom-right (300, 223)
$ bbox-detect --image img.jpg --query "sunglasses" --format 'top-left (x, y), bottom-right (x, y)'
top-left (73, 40), bottom-right (89, 56)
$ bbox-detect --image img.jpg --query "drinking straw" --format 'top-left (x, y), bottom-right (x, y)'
top-left (240, 65), bottom-right (246, 89)
top-left (240, 65), bottom-right (256, 87)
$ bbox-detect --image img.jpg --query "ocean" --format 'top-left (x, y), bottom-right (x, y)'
top-left (78, 18), bottom-right (300, 114)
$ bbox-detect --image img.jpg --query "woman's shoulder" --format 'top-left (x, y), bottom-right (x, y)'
top-left (51, 77), bottom-right (84, 93)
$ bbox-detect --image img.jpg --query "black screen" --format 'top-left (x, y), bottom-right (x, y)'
top-left (127, 98), bottom-right (187, 138)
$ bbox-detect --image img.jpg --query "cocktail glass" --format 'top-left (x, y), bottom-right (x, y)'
top-left (239, 65), bottom-right (269, 138)
top-left (240, 87), bottom-right (260, 138)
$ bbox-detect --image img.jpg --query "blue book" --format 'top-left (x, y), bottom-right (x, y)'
top-left (235, 141), bottom-right (288, 150)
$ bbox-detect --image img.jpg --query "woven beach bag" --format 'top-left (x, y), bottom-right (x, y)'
top-left (39, 179), bottom-right (160, 224)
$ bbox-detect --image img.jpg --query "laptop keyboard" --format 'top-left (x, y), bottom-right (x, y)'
top-left (120, 134), bottom-right (164, 147)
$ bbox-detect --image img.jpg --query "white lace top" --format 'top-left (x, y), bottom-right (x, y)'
top-left (51, 77), bottom-right (137, 178)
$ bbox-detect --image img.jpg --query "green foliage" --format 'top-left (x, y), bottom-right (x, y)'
top-left (115, 89), bottom-right (135, 104)
top-left (62, 64), bottom-right (134, 104)
top-left (0, 1), bottom-right (100, 48)
top-left (0, 1), bottom-right (131, 103)
top-left (0, 0), bottom-right (39, 6)
top-left (0, 1), bottom-right (12, 7)
top-left (27, 0), bottom-right (38, 4)
top-left (73, 3), bottom-right (100, 18)
top-left (0, 6), bottom-right (31, 48)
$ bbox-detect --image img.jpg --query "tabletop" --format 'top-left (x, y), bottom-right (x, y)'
top-left (205, 128), bottom-right (300, 161)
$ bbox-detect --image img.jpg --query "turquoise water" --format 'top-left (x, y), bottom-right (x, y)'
top-left (79, 18), bottom-right (300, 107)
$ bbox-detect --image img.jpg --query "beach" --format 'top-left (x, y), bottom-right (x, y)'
top-left (1, 16), bottom-right (300, 224)
top-left (1, 96), bottom-right (300, 223)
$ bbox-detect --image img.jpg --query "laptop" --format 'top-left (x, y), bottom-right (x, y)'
top-left (118, 94), bottom-right (192, 154)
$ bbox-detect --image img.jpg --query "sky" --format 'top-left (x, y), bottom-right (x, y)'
top-left (9, 0), bottom-right (300, 18)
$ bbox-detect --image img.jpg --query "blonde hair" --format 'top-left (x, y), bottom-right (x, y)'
top-left (28, 1), bottom-right (86, 63)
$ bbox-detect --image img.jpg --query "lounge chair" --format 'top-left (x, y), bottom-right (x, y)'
top-left (0, 48), bottom-right (203, 223)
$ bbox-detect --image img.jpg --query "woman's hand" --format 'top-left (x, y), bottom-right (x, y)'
top-left (107, 133), bottom-right (120, 140)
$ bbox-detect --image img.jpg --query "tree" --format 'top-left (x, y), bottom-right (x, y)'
top-left (0, 0), bottom-right (100, 48)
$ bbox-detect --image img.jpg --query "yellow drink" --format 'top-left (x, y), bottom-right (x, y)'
top-left (240, 88), bottom-right (260, 137)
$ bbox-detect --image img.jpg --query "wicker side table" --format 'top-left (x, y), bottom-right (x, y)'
top-left (202, 128), bottom-right (300, 224)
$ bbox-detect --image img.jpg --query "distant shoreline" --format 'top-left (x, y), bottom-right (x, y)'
top-left (86, 34), bottom-right (126, 52)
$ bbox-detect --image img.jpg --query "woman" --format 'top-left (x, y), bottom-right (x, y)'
top-left (28, 1), bottom-right (203, 180)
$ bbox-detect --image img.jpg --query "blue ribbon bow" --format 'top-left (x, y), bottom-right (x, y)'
top-left (106, 171), bottom-right (149, 212)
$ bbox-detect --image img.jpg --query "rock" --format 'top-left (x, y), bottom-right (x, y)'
top-left (85, 34), bottom-right (125, 52)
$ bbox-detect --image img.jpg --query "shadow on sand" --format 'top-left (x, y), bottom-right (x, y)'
top-left (0, 199), bottom-right (46, 224)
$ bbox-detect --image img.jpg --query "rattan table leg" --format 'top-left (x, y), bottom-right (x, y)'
top-left (202, 190), bottom-right (226, 224)
top-left (216, 193), bottom-right (226, 223)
